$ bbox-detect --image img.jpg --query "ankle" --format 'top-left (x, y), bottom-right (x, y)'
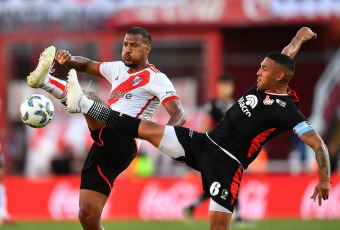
top-left (79, 96), bottom-right (94, 114)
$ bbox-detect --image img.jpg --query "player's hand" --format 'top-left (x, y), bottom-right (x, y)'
top-left (310, 181), bottom-right (331, 206)
top-left (55, 50), bottom-right (71, 65)
top-left (296, 27), bottom-right (317, 43)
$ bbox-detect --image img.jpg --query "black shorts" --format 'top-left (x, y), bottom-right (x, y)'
top-left (174, 126), bottom-right (243, 212)
top-left (80, 125), bottom-right (137, 197)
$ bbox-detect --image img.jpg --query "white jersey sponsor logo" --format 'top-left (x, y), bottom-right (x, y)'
top-left (238, 94), bottom-right (258, 117)
top-left (276, 98), bottom-right (286, 107)
top-left (245, 95), bottom-right (258, 108)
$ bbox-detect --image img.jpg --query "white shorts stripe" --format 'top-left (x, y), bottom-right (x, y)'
top-left (206, 133), bottom-right (243, 168)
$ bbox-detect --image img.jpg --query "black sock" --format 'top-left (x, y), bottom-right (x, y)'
top-left (87, 102), bottom-right (141, 138)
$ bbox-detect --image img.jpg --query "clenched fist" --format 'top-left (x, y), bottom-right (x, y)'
top-left (55, 50), bottom-right (71, 65)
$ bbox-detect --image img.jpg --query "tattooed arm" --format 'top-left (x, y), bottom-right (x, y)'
top-left (300, 129), bottom-right (331, 206)
top-left (281, 27), bottom-right (317, 59)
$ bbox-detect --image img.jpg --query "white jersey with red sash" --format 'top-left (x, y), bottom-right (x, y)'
top-left (98, 61), bottom-right (179, 120)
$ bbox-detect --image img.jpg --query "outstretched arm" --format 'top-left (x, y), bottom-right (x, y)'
top-left (55, 50), bottom-right (102, 78)
top-left (282, 27), bottom-right (317, 59)
top-left (300, 130), bottom-right (331, 206)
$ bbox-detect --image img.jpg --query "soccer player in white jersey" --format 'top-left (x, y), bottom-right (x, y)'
top-left (27, 27), bottom-right (186, 230)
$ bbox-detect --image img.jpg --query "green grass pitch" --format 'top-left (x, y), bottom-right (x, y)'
top-left (0, 220), bottom-right (339, 230)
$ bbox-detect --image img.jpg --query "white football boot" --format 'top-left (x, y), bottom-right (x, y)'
top-left (66, 69), bottom-right (84, 113)
top-left (27, 46), bottom-right (56, 88)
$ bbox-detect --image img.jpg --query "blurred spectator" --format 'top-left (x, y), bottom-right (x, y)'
top-left (71, 150), bottom-right (88, 175)
top-left (184, 74), bottom-right (246, 226)
top-left (288, 134), bottom-right (306, 175)
top-left (135, 153), bottom-right (155, 177)
top-left (201, 74), bottom-right (235, 132)
top-left (51, 147), bottom-right (73, 175)
top-left (0, 132), bottom-right (11, 225)
top-left (326, 108), bottom-right (340, 174)
top-left (122, 152), bottom-right (155, 178)
top-left (51, 146), bottom-right (89, 175)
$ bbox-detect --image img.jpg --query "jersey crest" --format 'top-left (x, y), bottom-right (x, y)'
top-left (108, 72), bottom-right (150, 106)
top-left (132, 76), bottom-right (143, 86)
top-left (263, 95), bottom-right (274, 105)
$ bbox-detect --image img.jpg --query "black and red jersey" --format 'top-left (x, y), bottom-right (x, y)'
top-left (208, 83), bottom-right (307, 169)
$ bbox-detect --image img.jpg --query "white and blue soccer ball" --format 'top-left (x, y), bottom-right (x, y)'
top-left (20, 94), bottom-right (54, 128)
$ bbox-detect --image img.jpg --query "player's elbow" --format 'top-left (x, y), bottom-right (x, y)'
top-left (311, 137), bottom-right (326, 152)
top-left (178, 110), bottom-right (187, 126)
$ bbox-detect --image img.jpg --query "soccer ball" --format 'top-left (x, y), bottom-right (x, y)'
top-left (20, 94), bottom-right (54, 128)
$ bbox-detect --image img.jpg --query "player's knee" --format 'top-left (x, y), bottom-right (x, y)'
top-left (210, 220), bottom-right (230, 230)
top-left (210, 214), bottom-right (230, 230)
top-left (78, 207), bottom-right (100, 227)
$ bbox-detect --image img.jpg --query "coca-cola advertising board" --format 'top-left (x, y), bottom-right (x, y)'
top-left (5, 174), bottom-right (340, 220)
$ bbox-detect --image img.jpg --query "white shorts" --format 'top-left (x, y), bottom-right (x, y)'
top-left (158, 125), bottom-right (185, 159)
top-left (209, 198), bottom-right (233, 214)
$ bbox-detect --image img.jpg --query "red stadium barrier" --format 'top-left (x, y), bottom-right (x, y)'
top-left (5, 173), bottom-right (340, 220)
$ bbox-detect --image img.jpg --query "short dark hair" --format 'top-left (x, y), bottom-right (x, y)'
top-left (218, 73), bottom-right (233, 83)
top-left (266, 52), bottom-right (295, 72)
top-left (127, 27), bottom-right (152, 43)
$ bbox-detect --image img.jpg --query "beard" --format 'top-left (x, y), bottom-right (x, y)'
top-left (123, 60), bottom-right (135, 68)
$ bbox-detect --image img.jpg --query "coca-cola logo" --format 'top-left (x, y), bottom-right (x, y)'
top-left (238, 180), bottom-right (269, 220)
top-left (48, 181), bottom-right (111, 220)
top-left (138, 181), bottom-right (199, 220)
top-left (300, 180), bottom-right (340, 219)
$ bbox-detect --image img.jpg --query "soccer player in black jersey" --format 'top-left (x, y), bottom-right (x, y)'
top-left (66, 27), bottom-right (331, 230)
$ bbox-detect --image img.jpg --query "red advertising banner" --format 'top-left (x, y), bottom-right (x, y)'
top-left (5, 173), bottom-right (340, 221)
top-left (107, 0), bottom-right (272, 27)
top-left (106, 0), bottom-right (340, 27)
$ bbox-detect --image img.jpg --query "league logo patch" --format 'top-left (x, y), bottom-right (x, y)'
top-left (220, 189), bottom-right (229, 200)
top-left (132, 76), bottom-right (143, 86)
top-left (263, 95), bottom-right (274, 105)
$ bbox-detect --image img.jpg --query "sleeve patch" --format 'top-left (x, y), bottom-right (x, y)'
top-left (293, 121), bottom-right (313, 138)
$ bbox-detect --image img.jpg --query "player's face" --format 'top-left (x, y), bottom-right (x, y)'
top-left (256, 57), bottom-right (279, 91)
top-left (122, 34), bottom-right (150, 68)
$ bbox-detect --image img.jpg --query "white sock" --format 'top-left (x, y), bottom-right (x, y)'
top-left (79, 95), bottom-right (95, 114)
top-left (41, 74), bottom-right (68, 103)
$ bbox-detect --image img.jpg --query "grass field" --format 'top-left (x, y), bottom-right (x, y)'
top-left (0, 220), bottom-right (339, 230)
